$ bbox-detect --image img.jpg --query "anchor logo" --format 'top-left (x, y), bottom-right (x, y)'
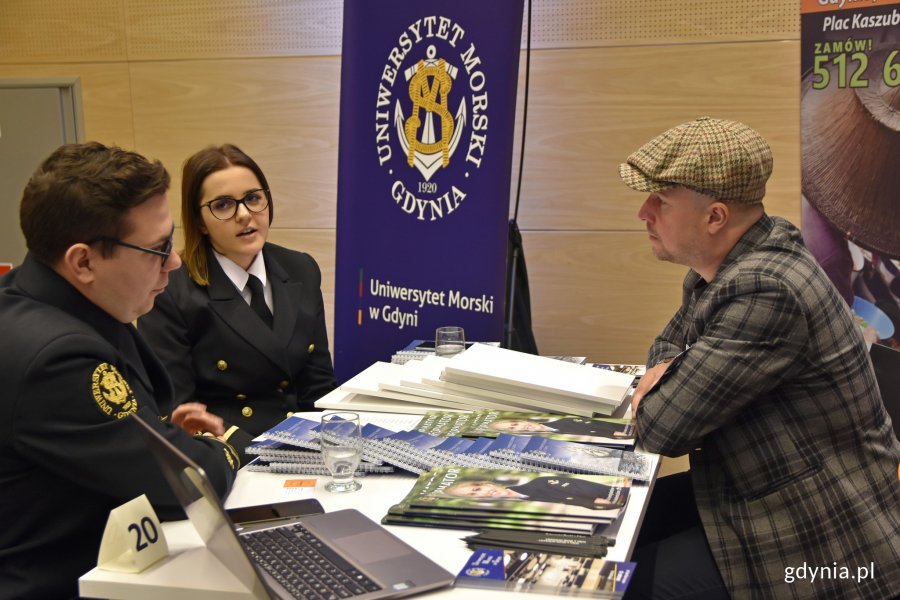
top-left (394, 45), bottom-right (467, 181)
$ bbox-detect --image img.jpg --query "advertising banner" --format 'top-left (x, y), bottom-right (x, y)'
top-left (333, 0), bottom-right (524, 381)
top-left (801, 0), bottom-right (900, 349)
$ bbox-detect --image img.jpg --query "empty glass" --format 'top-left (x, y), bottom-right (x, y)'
top-left (319, 412), bottom-right (362, 493)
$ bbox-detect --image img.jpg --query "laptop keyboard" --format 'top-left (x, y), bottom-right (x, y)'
top-left (244, 523), bottom-right (383, 600)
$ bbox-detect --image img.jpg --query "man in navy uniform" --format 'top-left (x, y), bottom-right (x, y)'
top-left (0, 142), bottom-right (247, 599)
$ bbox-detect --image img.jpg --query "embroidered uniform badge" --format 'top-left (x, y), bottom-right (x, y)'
top-left (91, 362), bottom-right (138, 419)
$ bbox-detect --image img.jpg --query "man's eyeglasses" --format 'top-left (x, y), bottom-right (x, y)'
top-left (93, 225), bottom-right (175, 266)
top-left (200, 188), bottom-right (271, 221)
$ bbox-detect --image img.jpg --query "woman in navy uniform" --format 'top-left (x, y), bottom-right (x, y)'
top-left (139, 144), bottom-right (336, 441)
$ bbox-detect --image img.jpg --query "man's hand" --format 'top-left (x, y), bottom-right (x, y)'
top-left (631, 360), bottom-right (672, 415)
top-left (171, 402), bottom-right (225, 437)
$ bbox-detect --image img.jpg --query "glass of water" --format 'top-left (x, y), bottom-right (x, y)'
top-left (435, 326), bottom-right (466, 357)
top-left (319, 412), bottom-right (362, 493)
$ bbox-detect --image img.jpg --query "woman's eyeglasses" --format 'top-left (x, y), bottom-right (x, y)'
top-left (200, 188), bottom-right (271, 220)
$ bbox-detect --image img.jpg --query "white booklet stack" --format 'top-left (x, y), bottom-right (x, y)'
top-left (440, 344), bottom-right (634, 415)
top-left (319, 343), bottom-right (635, 416)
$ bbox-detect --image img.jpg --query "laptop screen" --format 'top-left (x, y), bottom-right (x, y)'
top-left (131, 413), bottom-right (455, 600)
top-left (131, 414), bottom-right (273, 599)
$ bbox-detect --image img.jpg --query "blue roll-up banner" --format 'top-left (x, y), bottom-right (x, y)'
top-left (333, 0), bottom-right (525, 381)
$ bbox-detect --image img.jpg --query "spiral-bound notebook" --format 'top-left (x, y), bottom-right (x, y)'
top-left (245, 457), bottom-right (395, 476)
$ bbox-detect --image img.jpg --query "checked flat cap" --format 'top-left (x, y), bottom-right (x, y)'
top-left (619, 117), bottom-right (773, 205)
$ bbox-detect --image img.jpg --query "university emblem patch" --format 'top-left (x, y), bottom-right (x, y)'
top-left (374, 17), bottom-right (493, 221)
top-left (91, 362), bottom-right (138, 419)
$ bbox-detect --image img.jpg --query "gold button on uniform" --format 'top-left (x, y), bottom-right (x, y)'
top-left (236, 393), bottom-right (247, 400)
top-left (280, 380), bottom-right (290, 389)
top-left (307, 344), bottom-right (315, 353)
top-left (216, 360), bottom-right (228, 371)
top-left (286, 412), bottom-right (294, 418)
top-left (241, 406), bottom-right (253, 418)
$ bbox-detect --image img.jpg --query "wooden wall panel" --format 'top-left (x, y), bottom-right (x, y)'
top-left (129, 57), bottom-right (340, 231)
top-left (523, 231), bottom-right (685, 363)
top-left (524, 0), bottom-right (798, 48)
top-left (0, 0), bottom-right (127, 64)
top-left (124, 0), bottom-right (343, 59)
top-left (515, 42), bottom-right (802, 231)
top-left (121, 0), bottom-right (799, 57)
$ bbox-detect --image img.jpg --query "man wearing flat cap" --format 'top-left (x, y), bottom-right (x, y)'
top-left (619, 118), bottom-right (900, 600)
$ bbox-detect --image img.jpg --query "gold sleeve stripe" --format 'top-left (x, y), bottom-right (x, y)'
top-left (222, 425), bottom-right (240, 442)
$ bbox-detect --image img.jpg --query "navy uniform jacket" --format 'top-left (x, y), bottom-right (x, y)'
top-left (139, 243), bottom-right (336, 439)
top-left (0, 255), bottom-right (241, 600)
top-left (508, 476), bottom-right (628, 510)
top-left (639, 215), bottom-right (900, 600)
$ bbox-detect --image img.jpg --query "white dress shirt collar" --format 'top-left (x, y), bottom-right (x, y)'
top-left (212, 250), bottom-right (271, 311)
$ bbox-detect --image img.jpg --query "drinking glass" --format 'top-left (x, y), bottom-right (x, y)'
top-left (435, 326), bottom-right (466, 357)
top-left (319, 412), bottom-right (362, 493)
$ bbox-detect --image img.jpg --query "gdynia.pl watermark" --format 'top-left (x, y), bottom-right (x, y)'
top-left (784, 562), bottom-right (875, 584)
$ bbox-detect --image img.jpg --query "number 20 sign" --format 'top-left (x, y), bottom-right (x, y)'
top-left (97, 494), bottom-right (169, 573)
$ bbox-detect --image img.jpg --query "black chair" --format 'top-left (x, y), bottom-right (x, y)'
top-left (870, 343), bottom-right (900, 440)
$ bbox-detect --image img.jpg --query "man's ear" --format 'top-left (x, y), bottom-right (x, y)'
top-left (706, 201), bottom-right (729, 234)
top-left (61, 243), bottom-right (97, 284)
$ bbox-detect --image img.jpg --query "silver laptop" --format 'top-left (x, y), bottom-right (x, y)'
top-left (132, 414), bottom-right (453, 600)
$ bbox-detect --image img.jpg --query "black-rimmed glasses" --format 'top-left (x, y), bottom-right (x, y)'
top-left (200, 188), bottom-right (271, 220)
top-left (93, 225), bottom-right (175, 266)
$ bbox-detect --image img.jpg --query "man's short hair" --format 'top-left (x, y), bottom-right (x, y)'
top-left (618, 117), bottom-right (772, 205)
top-left (20, 142), bottom-right (170, 265)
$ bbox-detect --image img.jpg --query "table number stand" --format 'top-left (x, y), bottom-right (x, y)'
top-left (97, 493), bottom-right (169, 573)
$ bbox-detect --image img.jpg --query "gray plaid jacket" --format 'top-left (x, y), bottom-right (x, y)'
top-left (638, 215), bottom-right (900, 599)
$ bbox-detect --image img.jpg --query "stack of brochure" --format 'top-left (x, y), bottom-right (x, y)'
top-left (383, 466), bottom-right (631, 536)
top-left (455, 546), bottom-right (636, 598)
top-left (440, 344), bottom-right (634, 415)
top-left (246, 416), bottom-right (396, 476)
top-left (462, 529), bottom-right (612, 558)
top-left (251, 413), bottom-right (655, 480)
top-left (457, 514), bottom-right (630, 569)
top-left (414, 410), bottom-right (636, 448)
top-left (412, 410), bottom-right (652, 480)
top-left (321, 344), bottom-right (636, 417)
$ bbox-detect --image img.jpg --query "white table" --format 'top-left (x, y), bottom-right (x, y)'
top-left (80, 411), bottom-right (659, 599)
